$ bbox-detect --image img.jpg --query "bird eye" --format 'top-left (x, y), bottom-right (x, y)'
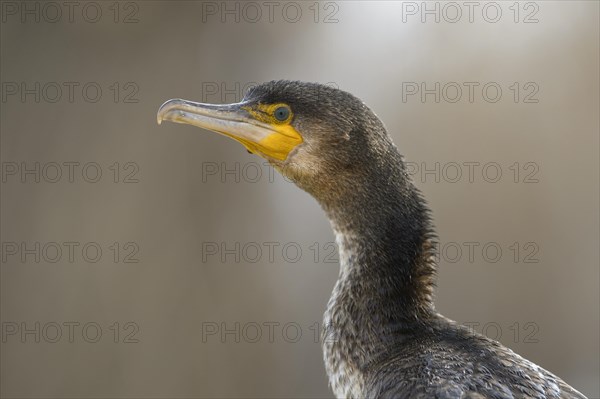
top-left (273, 106), bottom-right (290, 122)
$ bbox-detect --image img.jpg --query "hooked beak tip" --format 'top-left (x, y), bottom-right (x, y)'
top-left (156, 98), bottom-right (184, 126)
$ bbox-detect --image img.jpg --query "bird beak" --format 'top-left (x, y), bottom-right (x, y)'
top-left (157, 99), bottom-right (302, 161)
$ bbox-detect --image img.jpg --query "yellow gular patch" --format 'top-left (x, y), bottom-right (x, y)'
top-left (243, 103), bottom-right (303, 161)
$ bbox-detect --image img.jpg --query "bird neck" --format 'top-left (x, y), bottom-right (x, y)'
top-left (321, 150), bottom-right (437, 364)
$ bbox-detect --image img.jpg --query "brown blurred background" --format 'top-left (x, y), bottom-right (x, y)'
top-left (1, 1), bottom-right (598, 398)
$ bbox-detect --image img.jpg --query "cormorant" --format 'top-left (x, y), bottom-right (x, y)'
top-left (157, 81), bottom-right (587, 399)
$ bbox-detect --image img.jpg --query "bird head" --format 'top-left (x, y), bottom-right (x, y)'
top-left (157, 80), bottom-right (395, 201)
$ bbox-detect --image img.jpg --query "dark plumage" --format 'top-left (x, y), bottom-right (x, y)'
top-left (158, 80), bottom-right (587, 399)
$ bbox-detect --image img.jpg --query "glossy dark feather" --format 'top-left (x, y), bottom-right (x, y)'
top-left (364, 317), bottom-right (586, 398)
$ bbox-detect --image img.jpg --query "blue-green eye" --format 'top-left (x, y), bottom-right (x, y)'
top-left (274, 106), bottom-right (290, 121)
